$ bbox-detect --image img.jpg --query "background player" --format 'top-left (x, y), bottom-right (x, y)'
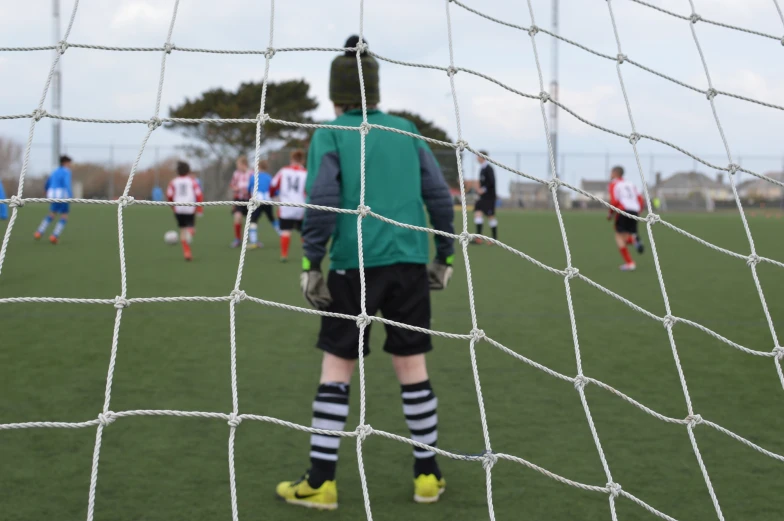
top-left (473, 151), bottom-right (497, 243)
top-left (275, 35), bottom-right (455, 510)
top-left (246, 159), bottom-right (274, 249)
top-left (230, 155), bottom-right (252, 248)
top-left (270, 149), bottom-right (307, 262)
top-left (0, 179), bottom-right (7, 220)
top-left (167, 161), bottom-right (203, 261)
top-left (34, 155), bottom-right (73, 244)
top-left (608, 166), bottom-right (645, 271)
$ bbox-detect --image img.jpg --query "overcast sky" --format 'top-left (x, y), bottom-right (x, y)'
top-left (1, 0), bottom-right (783, 195)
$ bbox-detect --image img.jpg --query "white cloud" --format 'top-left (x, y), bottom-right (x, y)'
top-left (111, 1), bottom-right (170, 29)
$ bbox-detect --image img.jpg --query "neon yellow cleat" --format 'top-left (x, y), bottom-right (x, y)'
top-left (413, 474), bottom-right (446, 503)
top-left (275, 475), bottom-right (338, 510)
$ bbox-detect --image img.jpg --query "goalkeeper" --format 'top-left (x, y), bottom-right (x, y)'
top-left (276, 35), bottom-right (455, 510)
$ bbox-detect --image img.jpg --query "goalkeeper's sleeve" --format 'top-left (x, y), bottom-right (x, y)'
top-left (302, 133), bottom-right (341, 270)
top-left (418, 147), bottom-right (455, 264)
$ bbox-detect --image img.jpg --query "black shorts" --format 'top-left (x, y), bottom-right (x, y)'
top-left (474, 197), bottom-right (496, 217)
top-left (232, 198), bottom-right (249, 216)
top-left (249, 205), bottom-right (275, 224)
top-left (615, 211), bottom-right (639, 234)
top-left (280, 218), bottom-right (302, 231)
top-left (175, 213), bottom-right (195, 228)
top-left (317, 263), bottom-right (432, 360)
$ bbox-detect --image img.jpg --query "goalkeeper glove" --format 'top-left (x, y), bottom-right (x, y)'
top-left (300, 258), bottom-right (332, 310)
top-left (428, 255), bottom-right (454, 290)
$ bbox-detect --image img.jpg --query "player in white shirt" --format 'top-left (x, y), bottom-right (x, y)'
top-left (270, 149), bottom-right (308, 262)
top-left (608, 166), bottom-right (645, 271)
top-left (166, 161), bottom-right (203, 262)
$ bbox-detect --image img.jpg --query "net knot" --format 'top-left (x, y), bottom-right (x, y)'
top-left (772, 346), bottom-right (784, 360)
top-left (357, 204), bottom-right (371, 218)
top-left (147, 117), bottom-right (162, 130)
top-left (258, 113), bottom-right (270, 124)
top-left (662, 314), bottom-right (677, 329)
top-left (628, 133), bottom-right (641, 145)
top-left (355, 41), bottom-right (369, 54)
top-left (446, 66), bottom-right (458, 77)
top-left (481, 450), bottom-right (498, 471)
top-left (471, 328), bottom-right (486, 342)
top-left (527, 25), bottom-right (539, 36)
top-left (705, 88), bottom-right (718, 101)
top-left (246, 199), bottom-right (259, 212)
top-left (728, 163), bottom-right (740, 175)
top-left (685, 414), bottom-right (703, 428)
top-left (355, 424), bottom-right (373, 440)
top-left (455, 140), bottom-right (468, 152)
top-left (616, 53), bottom-right (627, 65)
top-left (547, 178), bottom-right (560, 192)
top-left (573, 374), bottom-right (589, 391)
top-left (606, 482), bottom-right (622, 499)
top-left (564, 267), bottom-right (580, 280)
top-left (164, 42), bottom-right (174, 54)
top-left (114, 296), bottom-right (130, 309)
top-left (646, 213), bottom-right (661, 225)
top-left (458, 231), bottom-right (473, 245)
top-left (31, 109), bottom-right (47, 122)
top-left (58, 40), bottom-right (69, 55)
top-left (264, 47), bottom-right (276, 59)
top-left (690, 13), bottom-right (702, 24)
top-left (8, 195), bottom-right (24, 209)
top-left (539, 91), bottom-right (550, 103)
top-left (358, 122), bottom-right (371, 136)
top-left (356, 313), bottom-right (371, 329)
top-left (746, 254), bottom-right (761, 267)
top-left (98, 411), bottom-right (116, 427)
top-left (231, 290), bottom-right (247, 304)
top-left (228, 413), bottom-right (242, 428)
top-left (118, 195), bottom-right (135, 207)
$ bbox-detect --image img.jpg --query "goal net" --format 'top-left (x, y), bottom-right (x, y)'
top-left (2, 1), bottom-right (784, 520)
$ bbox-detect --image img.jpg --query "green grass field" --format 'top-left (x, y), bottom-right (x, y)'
top-left (1, 205), bottom-right (783, 521)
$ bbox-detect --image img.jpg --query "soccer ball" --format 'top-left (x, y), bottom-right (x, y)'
top-left (164, 230), bottom-right (179, 245)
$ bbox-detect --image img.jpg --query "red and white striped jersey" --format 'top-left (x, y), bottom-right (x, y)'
top-left (271, 164), bottom-right (308, 220)
top-left (230, 169), bottom-right (252, 200)
top-left (609, 178), bottom-right (643, 213)
top-left (167, 176), bottom-right (204, 215)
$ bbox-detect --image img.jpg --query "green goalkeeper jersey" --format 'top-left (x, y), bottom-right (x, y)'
top-left (303, 109), bottom-right (455, 271)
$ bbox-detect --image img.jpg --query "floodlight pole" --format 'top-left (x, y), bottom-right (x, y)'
top-left (52, 0), bottom-right (62, 169)
top-left (550, 0), bottom-right (559, 182)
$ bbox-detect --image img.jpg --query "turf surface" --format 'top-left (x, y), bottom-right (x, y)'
top-left (1, 205), bottom-right (783, 521)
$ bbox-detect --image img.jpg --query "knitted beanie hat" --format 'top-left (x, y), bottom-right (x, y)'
top-left (329, 35), bottom-right (380, 107)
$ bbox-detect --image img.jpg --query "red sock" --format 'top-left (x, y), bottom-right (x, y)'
top-left (182, 240), bottom-right (192, 259)
top-left (234, 223), bottom-right (242, 240)
top-left (619, 246), bottom-right (633, 264)
top-left (281, 234), bottom-right (291, 258)
top-left (626, 236), bottom-right (634, 245)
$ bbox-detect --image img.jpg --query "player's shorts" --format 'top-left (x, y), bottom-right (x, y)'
top-left (474, 197), bottom-right (496, 217)
top-left (279, 218), bottom-right (302, 231)
top-left (317, 263), bottom-right (431, 360)
top-left (232, 198), bottom-right (249, 216)
top-left (250, 205), bottom-right (275, 224)
top-left (175, 213), bottom-right (196, 228)
top-left (50, 203), bottom-right (70, 214)
top-left (615, 211), bottom-right (639, 235)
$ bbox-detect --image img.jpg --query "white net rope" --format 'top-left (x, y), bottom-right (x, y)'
top-left (1, 0), bottom-right (784, 520)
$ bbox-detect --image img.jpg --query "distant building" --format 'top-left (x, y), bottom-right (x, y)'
top-left (653, 171), bottom-right (732, 211)
top-left (574, 179), bottom-right (608, 209)
top-left (508, 180), bottom-right (569, 209)
top-left (737, 172), bottom-right (784, 201)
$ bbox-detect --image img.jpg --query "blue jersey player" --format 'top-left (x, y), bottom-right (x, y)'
top-left (35, 155), bottom-right (73, 244)
top-left (245, 160), bottom-right (277, 248)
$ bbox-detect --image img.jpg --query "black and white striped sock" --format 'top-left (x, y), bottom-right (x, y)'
top-left (308, 382), bottom-right (349, 487)
top-left (401, 380), bottom-right (441, 479)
